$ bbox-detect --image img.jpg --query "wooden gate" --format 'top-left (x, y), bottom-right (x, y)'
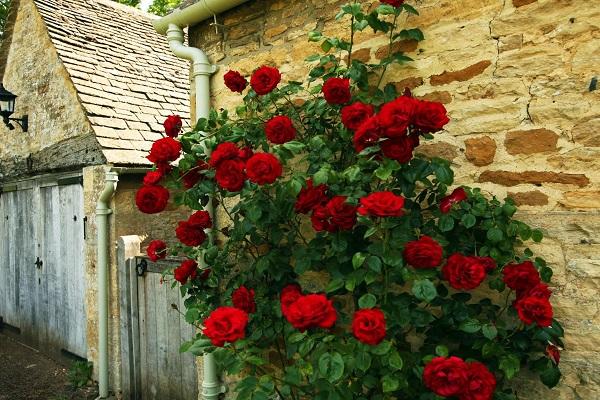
top-left (120, 254), bottom-right (199, 400)
top-left (0, 174), bottom-right (87, 358)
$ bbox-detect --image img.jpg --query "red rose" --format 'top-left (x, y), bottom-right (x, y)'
top-left (238, 146), bottom-right (254, 161)
top-left (232, 286), bottom-right (256, 314)
top-left (440, 187), bottom-right (468, 213)
top-left (175, 221), bottom-right (208, 247)
top-left (341, 102), bottom-right (374, 130)
top-left (250, 65), bottom-right (281, 95)
top-left (295, 179), bottom-right (328, 214)
top-left (311, 196), bottom-right (357, 232)
top-left (381, 0), bottom-right (405, 7)
top-left (460, 362), bottom-right (497, 400)
top-left (203, 306), bottom-right (249, 347)
top-left (146, 240), bottom-right (167, 262)
top-left (265, 115), bottom-right (297, 144)
top-left (413, 100), bottom-right (450, 134)
top-left (546, 344), bottom-right (560, 365)
top-left (358, 191), bottom-right (405, 217)
top-left (517, 282), bottom-right (551, 302)
top-left (353, 116), bottom-right (385, 153)
top-left (199, 268), bottom-right (212, 281)
top-left (215, 159), bottom-right (246, 192)
top-left (209, 142), bottom-right (241, 168)
top-left (423, 356), bottom-right (468, 397)
top-left (280, 284), bottom-right (302, 318)
top-left (379, 96), bottom-right (417, 137)
top-left (515, 296), bottom-right (553, 327)
top-left (224, 70), bottom-right (248, 93)
top-left (143, 170), bottom-right (162, 185)
top-left (147, 137), bottom-right (181, 164)
top-left (156, 162), bottom-right (172, 176)
top-left (246, 153), bottom-right (282, 185)
top-left (473, 256), bottom-right (497, 272)
top-left (188, 210), bottom-right (212, 229)
top-left (285, 294), bottom-right (337, 331)
top-left (381, 136), bottom-right (416, 163)
top-left (174, 259), bottom-right (198, 284)
top-left (442, 253), bottom-right (487, 290)
top-left (403, 236), bottom-right (443, 269)
top-left (163, 115), bottom-right (182, 138)
top-left (502, 261), bottom-right (540, 293)
top-left (322, 77), bottom-right (351, 104)
top-left (135, 185), bottom-right (169, 214)
top-left (181, 160), bottom-right (208, 189)
top-left (352, 308), bottom-right (386, 345)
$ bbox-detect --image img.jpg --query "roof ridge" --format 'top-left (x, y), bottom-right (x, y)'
top-left (93, 0), bottom-right (158, 20)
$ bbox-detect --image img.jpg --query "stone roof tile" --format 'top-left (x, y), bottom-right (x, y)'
top-left (34, 0), bottom-right (190, 166)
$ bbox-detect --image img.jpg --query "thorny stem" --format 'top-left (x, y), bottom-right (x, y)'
top-left (377, 13), bottom-right (399, 88)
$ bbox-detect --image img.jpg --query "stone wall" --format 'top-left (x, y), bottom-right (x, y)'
top-left (0, 0), bottom-right (105, 182)
top-left (189, 0), bottom-right (600, 398)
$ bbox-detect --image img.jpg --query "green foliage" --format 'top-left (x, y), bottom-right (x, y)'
top-left (0, 0), bottom-right (11, 37)
top-left (67, 361), bottom-right (93, 389)
top-left (153, 1), bottom-right (564, 399)
top-left (148, 0), bottom-right (181, 16)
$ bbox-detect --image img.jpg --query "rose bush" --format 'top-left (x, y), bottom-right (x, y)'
top-left (137, 2), bottom-right (563, 399)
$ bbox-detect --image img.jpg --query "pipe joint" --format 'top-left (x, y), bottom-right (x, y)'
top-left (193, 62), bottom-right (218, 77)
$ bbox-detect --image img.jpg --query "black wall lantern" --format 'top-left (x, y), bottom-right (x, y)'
top-left (0, 84), bottom-right (28, 132)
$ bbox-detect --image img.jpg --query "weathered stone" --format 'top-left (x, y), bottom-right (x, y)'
top-left (513, 0), bottom-right (537, 7)
top-left (375, 39), bottom-right (419, 59)
top-left (417, 90), bottom-right (453, 104)
top-left (560, 192), bottom-right (600, 209)
top-left (430, 60), bottom-right (492, 86)
top-left (479, 171), bottom-right (590, 187)
top-left (508, 191), bottom-right (549, 206)
top-left (415, 142), bottom-right (459, 161)
top-left (505, 128), bottom-right (559, 155)
top-left (350, 48), bottom-right (371, 63)
top-left (464, 136), bottom-right (496, 166)
top-left (392, 77), bottom-right (424, 92)
top-left (548, 148), bottom-right (600, 171)
top-left (265, 24), bottom-right (287, 39)
top-left (571, 118), bottom-right (600, 146)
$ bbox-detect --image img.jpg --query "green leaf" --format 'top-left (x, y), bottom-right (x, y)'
top-left (499, 354), bottom-right (521, 379)
top-left (352, 252), bottom-right (368, 269)
top-left (377, 4), bottom-right (396, 14)
top-left (461, 214), bottom-right (477, 228)
top-left (358, 293), bottom-right (377, 309)
top-left (372, 341), bottom-right (392, 355)
top-left (487, 228), bottom-right (504, 242)
top-left (288, 332), bottom-right (306, 344)
top-left (356, 351), bottom-right (372, 372)
top-left (482, 324), bottom-right (498, 340)
top-left (326, 278), bottom-right (344, 293)
top-left (412, 279), bottom-right (438, 302)
top-left (282, 141), bottom-right (306, 153)
top-left (435, 345), bottom-right (449, 357)
top-left (532, 229), bottom-right (544, 242)
top-left (540, 266), bottom-right (553, 282)
top-left (319, 352), bottom-right (345, 383)
top-left (367, 256), bottom-right (382, 273)
top-left (438, 214), bottom-right (455, 232)
top-left (403, 3), bottom-right (419, 15)
top-left (382, 375), bottom-right (399, 393)
top-left (389, 351), bottom-right (403, 370)
top-left (459, 319), bottom-right (482, 333)
top-left (188, 338), bottom-right (213, 355)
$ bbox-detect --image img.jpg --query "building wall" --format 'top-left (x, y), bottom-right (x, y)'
top-left (189, 0), bottom-right (600, 398)
top-left (0, 0), bottom-right (104, 182)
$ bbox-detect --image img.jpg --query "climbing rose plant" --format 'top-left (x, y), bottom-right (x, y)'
top-left (136, 2), bottom-right (564, 399)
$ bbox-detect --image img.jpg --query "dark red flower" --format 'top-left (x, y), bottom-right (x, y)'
top-left (423, 356), bottom-right (468, 397)
top-left (442, 253), bottom-right (487, 290)
top-left (280, 284), bottom-right (302, 318)
top-left (381, 0), bottom-right (405, 7)
top-left (209, 142), bottom-right (241, 168)
top-left (473, 256), bottom-right (497, 272)
top-left (341, 102), bottom-right (374, 130)
top-left (188, 210), bottom-right (212, 229)
top-left (238, 146), bottom-right (254, 161)
top-left (440, 187), bottom-right (468, 213)
top-left (460, 362), bottom-right (497, 400)
top-left (146, 240), bottom-right (167, 262)
top-left (265, 115), bottom-right (297, 144)
top-left (224, 70), bottom-right (248, 93)
top-left (546, 344), bottom-right (560, 365)
top-left (412, 100), bottom-right (450, 134)
top-left (163, 115), bottom-right (182, 138)
top-left (181, 160), bottom-right (208, 189)
top-left (147, 137), bottom-right (181, 164)
top-left (352, 308), bottom-right (386, 345)
top-left (311, 196), bottom-right (357, 232)
top-left (135, 185), bottom-right (169, 214)
top-left (284, 294), bottom-right (337, 331)
top-left (246, 153), bottom-right (282, 185)
top-left (174, 259), bottom-right (198, 284)
top-left (175, 221), bottom-right (208, 247)
top-left (353, 116), bottom-right (385, 153)
top-left (517, 282), bottom-right (552, 301)
top-left (295, 179), bottom-right (328, 214)
top-left (515, 296), bottom-right (553, 327)
top-left (322, 77), bottom-right (351, 104)
top-left (250, 65), bottom-right (281, 95)
top-left (215, 159), bottom-right (246, 192)
top-left (502, 261), bottom-right (540, 293)
top-left (232, 286), bottom-right (256, 314)
top-left (379, 96), bottom-right (417, 137)
top-left (358, 191), bottom-right (405, 217)
top-left (155, 162), bottom-right (172, 176)
top-left (143, 170), bottom-right (162, 186)
top-left (381, 136), bottom-right (416, 163)
top-left (403, 236), bottom-right (444, 269)
top-left (203, 306), bottom-right (248, 347)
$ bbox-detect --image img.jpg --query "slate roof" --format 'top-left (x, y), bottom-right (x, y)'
top-left (34, 0), bottom-right (190, 165)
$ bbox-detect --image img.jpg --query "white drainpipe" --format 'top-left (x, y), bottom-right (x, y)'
top-left (155, 2), bottom-right (250, 398)
top-left (96, 169), bottom-right (119, 399)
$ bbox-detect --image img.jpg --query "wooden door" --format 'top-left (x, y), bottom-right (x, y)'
top-left (0, 176), bottom-right (87, 358)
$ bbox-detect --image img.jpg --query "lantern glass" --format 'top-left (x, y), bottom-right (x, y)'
top-left (0, 85), bottom-right (17, 117)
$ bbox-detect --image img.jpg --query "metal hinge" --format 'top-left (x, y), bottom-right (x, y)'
top-left (136, 259), bottom-right (147, 277)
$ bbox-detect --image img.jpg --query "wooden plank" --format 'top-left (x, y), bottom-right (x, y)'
top-left (143, 272), bottom-right (160, 399)
top-left (0, 193), bottom-right (8, 326)
top-left (17, 188), bottom-right (37, 345)
top-left (46, 186), bottom-right (62, 349)
top-left (137, 262), bottom-right (149, 400)
top-left (167, 280), bottom-right (183, 399)
top-left (179, 292), bottom-right (199, 400)
top-left (129, 259), bottom-right (142, 400)
top-left (7, 191), bottom-right (20, 328)
top-left (119, 255), bottom-right (134, 399)
top-left (155, 273), bottom-right (170, 399)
